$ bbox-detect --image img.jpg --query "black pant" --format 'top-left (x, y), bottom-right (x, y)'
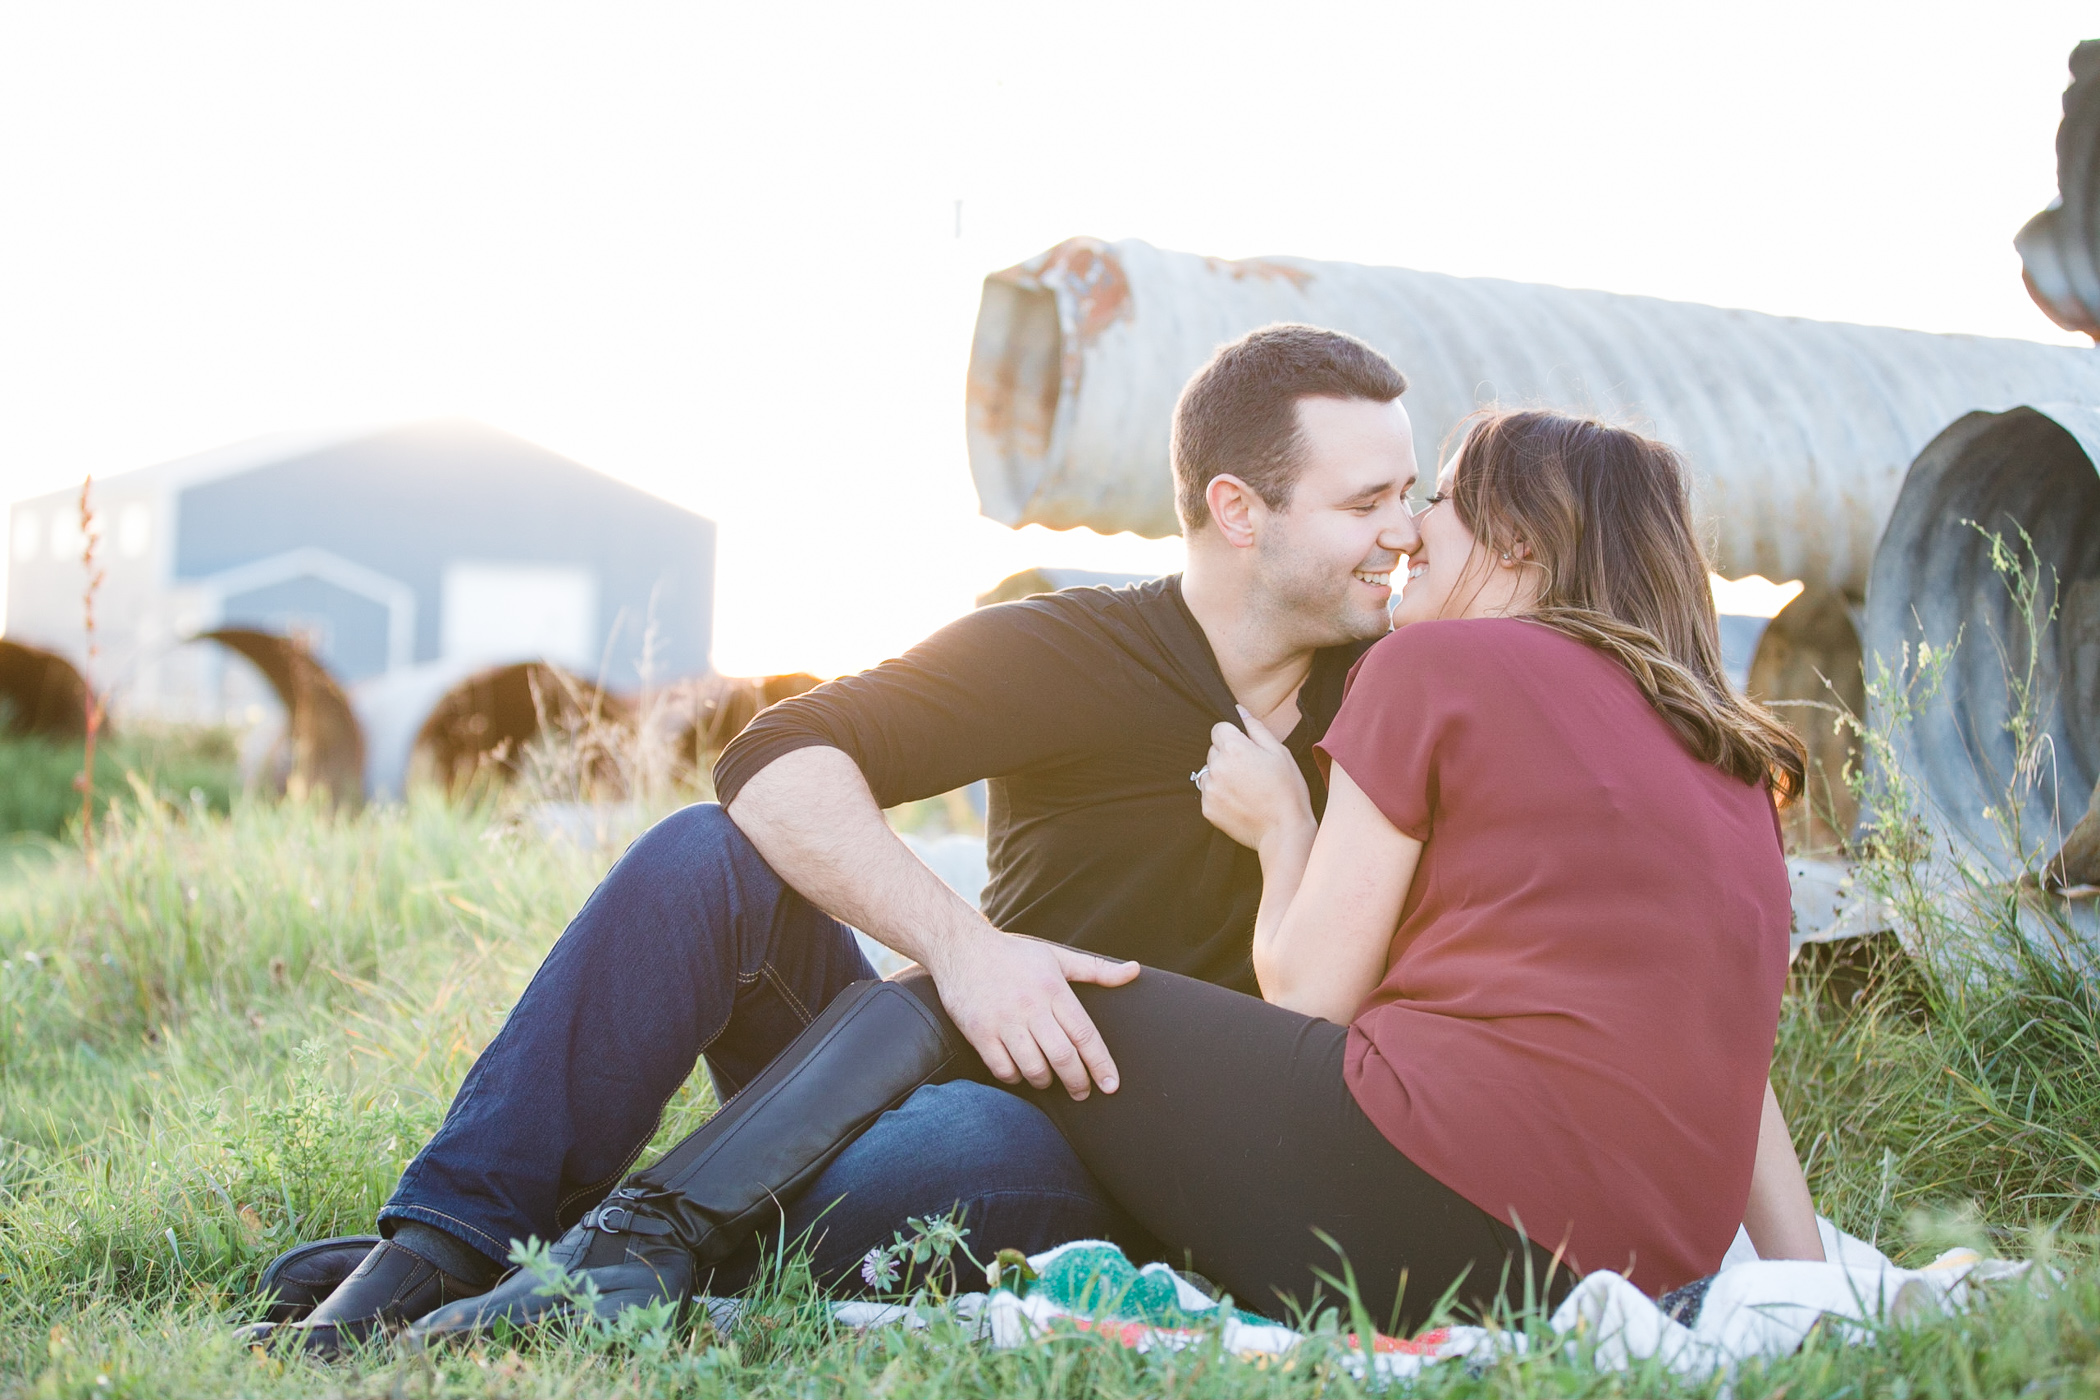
top-left (1005, 969), bottom-right (1572, 1331)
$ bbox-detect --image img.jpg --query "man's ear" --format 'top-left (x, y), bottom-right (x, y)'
top-left (1204, 473), bottom-right (1265, 549)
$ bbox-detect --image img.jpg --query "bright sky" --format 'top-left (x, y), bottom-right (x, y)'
top-left (0, 2), bottom-right (2089, 676)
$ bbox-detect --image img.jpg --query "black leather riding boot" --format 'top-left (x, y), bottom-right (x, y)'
top-left (408, 974), bottom-right (971, 1343)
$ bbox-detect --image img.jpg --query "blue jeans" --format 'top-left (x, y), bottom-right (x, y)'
top-left (381, 803), bottom-right (1129, 1286)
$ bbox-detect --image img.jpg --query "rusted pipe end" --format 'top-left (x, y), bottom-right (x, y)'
top-left (0, 640), bottom-right (90, 740)
top-left (1864, 405), bottom-right (2100, 873)
top-left (966, 237), bottom-right (1135, 530)
top-left (966, 273), bottom-right (1062, 525)
top-left (409, 662), bottom-right (633, 795)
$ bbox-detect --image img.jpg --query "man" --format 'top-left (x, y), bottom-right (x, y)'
top-left (250, 323), bottom-right (1424, 1352)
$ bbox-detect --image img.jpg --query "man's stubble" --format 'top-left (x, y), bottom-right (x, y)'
top-left (1252, 520), bottom-right (1393, 653)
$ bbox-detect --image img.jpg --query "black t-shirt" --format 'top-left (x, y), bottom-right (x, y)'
top-left (713, 575), bottom-right (1373, 994)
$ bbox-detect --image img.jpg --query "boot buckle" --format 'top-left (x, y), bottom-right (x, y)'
top-left (585, 1185), bottom-right (653, 1235)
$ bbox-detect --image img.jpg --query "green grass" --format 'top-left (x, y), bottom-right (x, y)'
top-left (5, 786), bottom-right (2100, 1393)
top-left (0, 727), bottom-right (239, 840)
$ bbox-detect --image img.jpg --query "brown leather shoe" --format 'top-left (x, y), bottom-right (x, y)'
top-left (235, 1239), bottom-right (487, 1359)
top-left (253, 1234), bottom-right (383, 1323)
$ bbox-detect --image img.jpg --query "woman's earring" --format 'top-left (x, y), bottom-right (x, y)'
top-left (1500, 551), bottom-right (1512, 562)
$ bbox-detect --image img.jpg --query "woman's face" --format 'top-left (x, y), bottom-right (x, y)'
top-left (1390, 458), bottom-right (1537, 627)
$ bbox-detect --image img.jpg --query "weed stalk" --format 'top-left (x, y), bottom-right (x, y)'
top-left (73, 475), bottom-right (107, 868)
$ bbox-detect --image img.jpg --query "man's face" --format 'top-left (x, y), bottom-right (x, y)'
top-left (1250, 395), bottom-right (1422, 645)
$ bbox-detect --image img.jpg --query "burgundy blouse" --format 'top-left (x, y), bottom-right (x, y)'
top-left (1317, 619), bottom-right (1790, 1295)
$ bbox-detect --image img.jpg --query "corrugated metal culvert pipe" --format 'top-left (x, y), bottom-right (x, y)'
top-left (2017, 40), bottom-right (2100, 341)
top-left (1863, 404), bottom-right (2100, 881)
top-left (968, 237), bottom-right (2100, 854)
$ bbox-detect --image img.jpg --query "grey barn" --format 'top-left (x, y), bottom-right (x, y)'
top-left (6, 421), bottom-right (715, 785)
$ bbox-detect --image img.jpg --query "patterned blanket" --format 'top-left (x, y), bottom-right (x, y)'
top-left (820, 1220), bottom-right (2032, 1383)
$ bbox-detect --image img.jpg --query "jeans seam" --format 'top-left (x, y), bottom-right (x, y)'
top-left (759, 959), bottom-right (817, 1027)
top-left (700, 970), bottom-right (764, 1057)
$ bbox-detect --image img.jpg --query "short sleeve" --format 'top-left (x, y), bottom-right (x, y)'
top-left (1314, 624), bottom-right (1468, 842)
top-left (713, 592), bottom-right (1140, 809)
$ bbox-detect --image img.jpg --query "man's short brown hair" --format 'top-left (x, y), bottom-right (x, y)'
top-left (1171, 324), bottom-right (1408, 532)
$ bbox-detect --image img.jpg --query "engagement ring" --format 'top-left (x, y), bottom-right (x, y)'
top-left (1190, 766), bottom-right (1209, 789)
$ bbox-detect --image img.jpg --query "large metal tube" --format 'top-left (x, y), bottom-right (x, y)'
top-left (1747, 589), bottom-right (1865, 855)
top-left (967, 238), bottom-right (2100, 604)
top-left (0, 640), bottom-right (89, 740)
top-left (1863, 404), bottom-right (2100, 875)
top-left (200, 627), bottom-right (366, 806)
top-left (409, 662), bottom-right (631, 795)
top-left (2016, 41), bottom-right (2100, 340)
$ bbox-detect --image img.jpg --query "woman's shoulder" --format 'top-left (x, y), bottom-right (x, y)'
top-left (1350, 620), bottom-right (1626, 718)
top-left (1363, 616), bottom-right (1586, 670)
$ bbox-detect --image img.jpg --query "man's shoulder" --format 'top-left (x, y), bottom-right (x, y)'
top-left (982, 573), bottom-right (1181, 624)
top-left (968, 573), bottom-right (1233, 715)
top-left (963, 574), bottom-right (1191, 657)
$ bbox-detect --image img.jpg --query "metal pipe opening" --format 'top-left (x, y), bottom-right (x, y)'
top-left (0, 640), bottom-right (89, 740)
top-left (409, 662), bottom-right (632, 795)
top-left (1864, 404), bottom-right (2100, 872)
top-left (199, 627), bottom-right (366, 806)
top-left (965, 275), bottom-right (1066, 528)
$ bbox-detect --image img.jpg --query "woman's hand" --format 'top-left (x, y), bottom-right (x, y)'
top-left (1199, 706), bottom-right (1316, 854)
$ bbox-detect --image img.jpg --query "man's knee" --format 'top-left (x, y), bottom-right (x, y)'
top-left (607, 802), bottom-right (780, 903)
top-left (635, 801), bottom-right (752, 864)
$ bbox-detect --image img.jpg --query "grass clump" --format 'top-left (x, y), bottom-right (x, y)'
top-left (0, 726), bottom-right (239, 841)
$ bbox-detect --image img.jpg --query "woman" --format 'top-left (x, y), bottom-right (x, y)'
top-left (1172, 407), bottom-right (1823, 1316)
top-left (416, 408), bottom-right (1821, 1340)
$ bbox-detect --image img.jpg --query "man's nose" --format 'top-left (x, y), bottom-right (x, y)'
top-left (1383, 510), bottom-right (1422, 557)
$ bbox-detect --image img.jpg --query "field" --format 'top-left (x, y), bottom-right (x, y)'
top-left (6, 773), bottom-right (2100, 1395)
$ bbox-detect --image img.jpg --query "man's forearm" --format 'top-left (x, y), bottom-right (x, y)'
top-left (726, 744), bottom-right (1137, 1098)
top-left (724, 745), bottom-right (994, 973)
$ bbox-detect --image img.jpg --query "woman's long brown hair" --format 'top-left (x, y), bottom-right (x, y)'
top-left (1446, 408), bottom-right (1807, 802)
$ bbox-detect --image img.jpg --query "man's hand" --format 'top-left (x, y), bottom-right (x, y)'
top-left (928, 929), bottom-right (1139, 1099)
top-left (729, 745), bottom-right (1137, 1099)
